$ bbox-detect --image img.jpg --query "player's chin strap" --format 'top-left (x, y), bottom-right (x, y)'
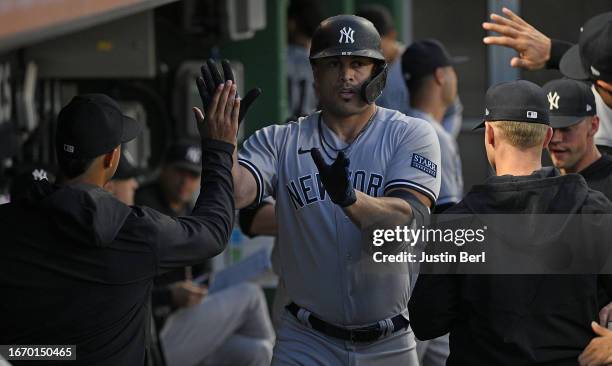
top-left (360, 62), bottom-right (388, 104)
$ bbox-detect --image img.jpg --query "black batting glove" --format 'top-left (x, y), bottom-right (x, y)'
top-left (311, 148), bottom-right (357, 207)
top-left (196, 58), bottom-right (261, 125)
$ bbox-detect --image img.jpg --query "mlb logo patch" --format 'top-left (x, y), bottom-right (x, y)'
top-left (411, 153), bottom-right (437, 178)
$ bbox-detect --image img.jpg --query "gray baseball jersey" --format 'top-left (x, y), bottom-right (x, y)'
top-left (239, 107), bottom-right (441, 326)
top-left (410, 109), bottom-right (463, 206)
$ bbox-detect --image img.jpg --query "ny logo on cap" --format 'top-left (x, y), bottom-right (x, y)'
top-left (186, 147), bottom-right (201, 163)
top-left (587, 104), bottom-right (593, 112)
top-left (547, 92), bottom-right (560, 110)
top-left (31, 169), bottom-right (48, 181)
top-left (485, 108), bottom-right (490, 116)
top-left (591, 66), bottom-right (601, 77)
top-left (339, 27), bottom-right (355, 44)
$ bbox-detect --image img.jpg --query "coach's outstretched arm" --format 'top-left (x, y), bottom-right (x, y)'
top-left (154, 80), bottom-right (239, 269)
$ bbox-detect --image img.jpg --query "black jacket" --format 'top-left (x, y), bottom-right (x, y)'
top-left (546, 39), bottom-right (573, 70)
top-left (580, 154), bottom-right (612, 201)
top-left (409, 168), bottom-right (612, 366)
top-left (0, 139), bottom-right (234, 365)
top-left (135, 181), bottom-right (211, 328)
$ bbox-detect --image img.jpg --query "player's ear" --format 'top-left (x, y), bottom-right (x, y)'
top-left (589, 115), bottom-right (600, 136)
top-left (485, 123), bottom-right (495, 148)
top-left (433, 68), bottom-right (445, 86)
top-left (103, 147), bottom-right (120, 169)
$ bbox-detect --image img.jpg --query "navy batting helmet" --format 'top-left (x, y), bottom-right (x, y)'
top-left (310, 15), bottom-right (388, 104)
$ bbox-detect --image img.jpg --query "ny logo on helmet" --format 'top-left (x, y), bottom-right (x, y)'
top-left (339, 27), bottom-right (355, 44)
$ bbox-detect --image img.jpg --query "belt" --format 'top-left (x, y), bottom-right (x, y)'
top-left (286, 302), bottom-right (409, 342)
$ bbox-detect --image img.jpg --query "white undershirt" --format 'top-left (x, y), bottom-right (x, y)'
top-left (593, 85), bottom-right (612, 148)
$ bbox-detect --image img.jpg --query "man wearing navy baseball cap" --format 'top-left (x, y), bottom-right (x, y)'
top-left (545, 79), bottom-right (612, 199)
top-left (401, 38), bottom-right (467, 366)
top-left (55, 94), bottom-right (141, 171)
top-left (410, 80), bottom-right (612, 366)
top-left (402, 39), bottom-right (466, 211)
top-left (0, 90), bottom-right (241, 365)
top-left (559, 12), bottom-right (612, 155)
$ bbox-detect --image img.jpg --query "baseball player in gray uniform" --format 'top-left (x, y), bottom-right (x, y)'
top-left (195, 15), bottom-right (441, 366)
top-left (402, 39), bottom-right (465, 214)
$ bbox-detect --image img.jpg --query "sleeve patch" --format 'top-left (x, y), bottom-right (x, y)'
top-left (411, 153), bottom-right (437, 178)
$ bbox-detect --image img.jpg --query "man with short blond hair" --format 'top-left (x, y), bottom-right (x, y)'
top-left (409, 80), bottom-right (612, 366)
top-left (491, 120), bottom-right (549, 147)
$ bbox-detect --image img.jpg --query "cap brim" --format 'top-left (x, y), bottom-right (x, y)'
top-left (451, 55), bottom-right (469, 65)
top-left (120, 115), bottom-right (143, 143)
top-left (310, 48), bottom-right (386, 61)
top-left (472, 121), bottom-right (485, 130)
top-left (560, 44), bottom-right (590, 80)
top-left (549, 115), bottom-right (586, 129)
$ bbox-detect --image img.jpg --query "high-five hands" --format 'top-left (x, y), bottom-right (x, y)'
top-left (193, 59), bottom-right (262, 144)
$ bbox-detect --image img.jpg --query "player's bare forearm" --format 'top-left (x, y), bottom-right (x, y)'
top-left (250, 203), bottom-right (277, 236)
top-left (344, 192), bottom-right (412, 254)
top-left (344, 189), bottom-right (433, 254)
top-left (344, 191), bottom-right (412, 230)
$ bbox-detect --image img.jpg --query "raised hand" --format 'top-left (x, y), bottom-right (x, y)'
top-left (196, 58), bottom-right (261, 126)
top-left (192, 80), bottom-right (240, 145)
top-left (482, 7), bottom-right (551, 70)
top-left (311, 149), bottom-right (356, 207)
